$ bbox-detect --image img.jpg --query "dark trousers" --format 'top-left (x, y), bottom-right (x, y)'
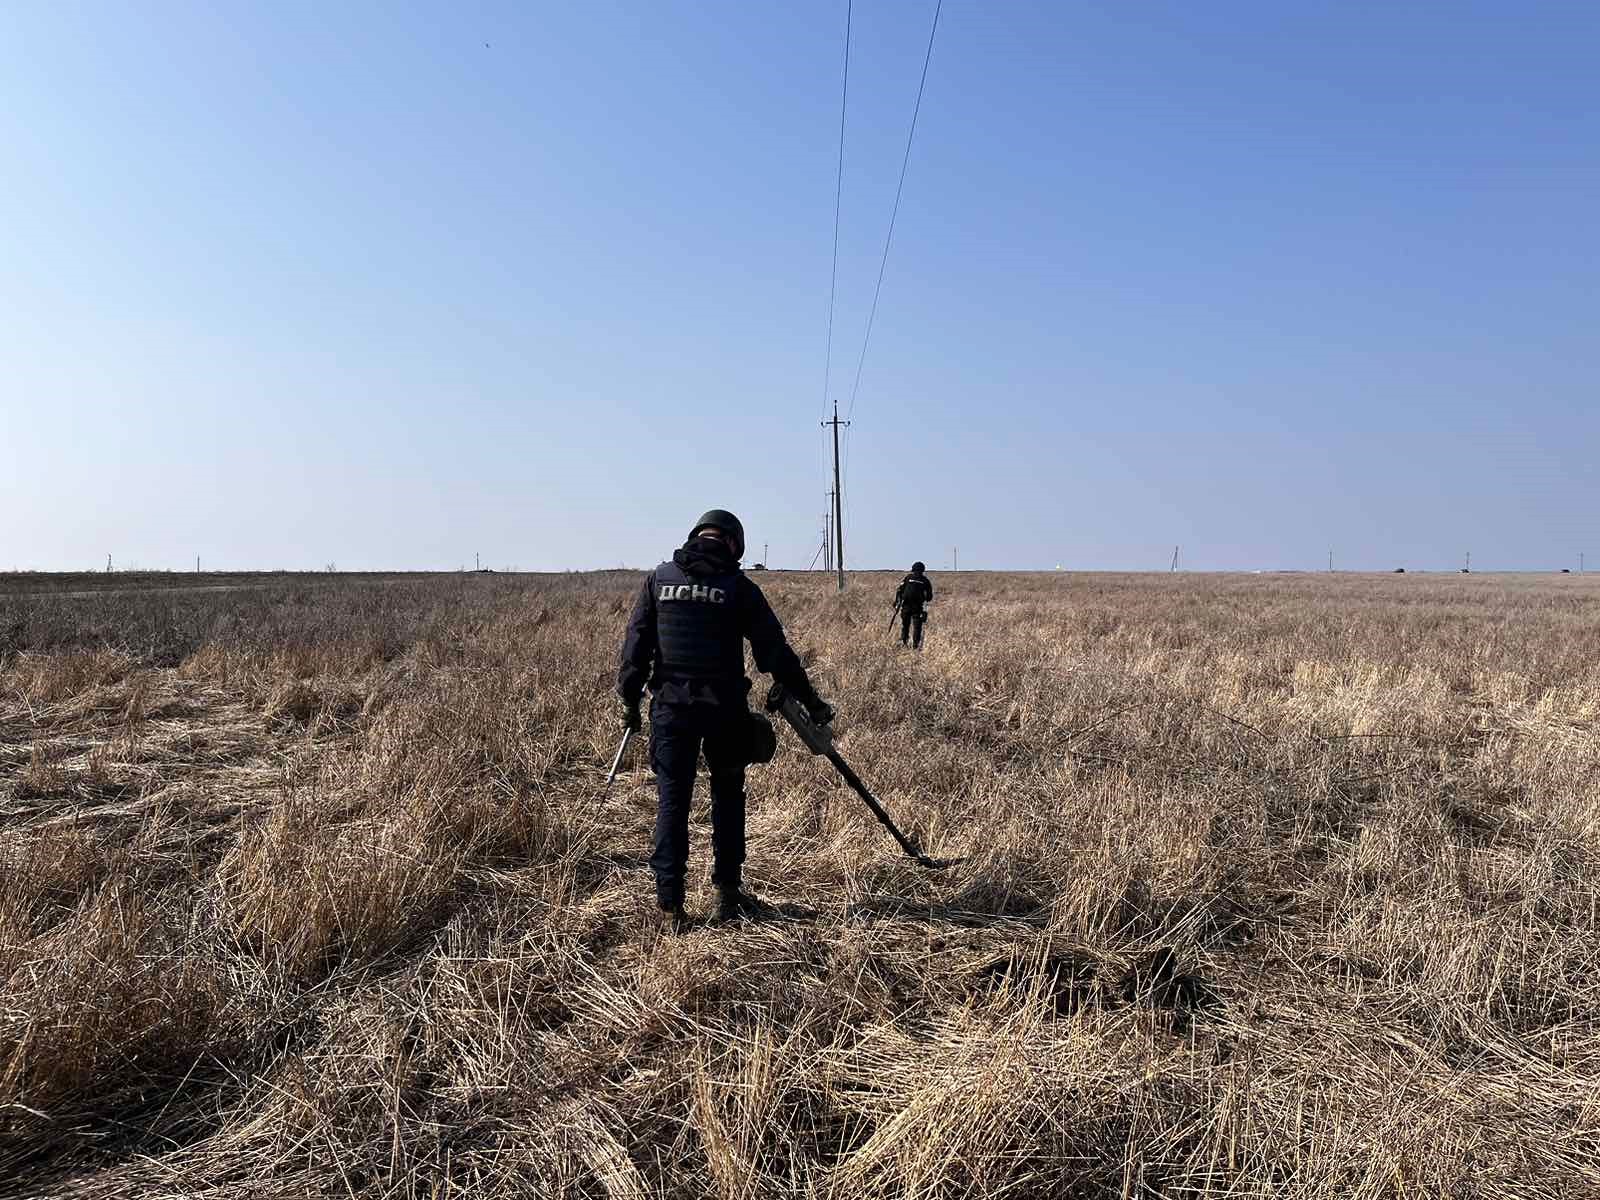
top-left (900, 609), bottom-right (927, 649)
top-left (648, 698), bottom-right (747, 907)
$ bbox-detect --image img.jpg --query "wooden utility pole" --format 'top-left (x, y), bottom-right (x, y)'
top-left (823, 406), bottom-right (848, 591)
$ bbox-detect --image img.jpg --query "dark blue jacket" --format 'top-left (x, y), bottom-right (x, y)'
top-left (618, 538), bottom-right (821, 709)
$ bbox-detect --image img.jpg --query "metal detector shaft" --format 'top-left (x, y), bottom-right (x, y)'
top-left (765, 682), bottom-right (958, 870)
top-left (605, 728), bottom-right (634, 788)
top-left (820, 746), bottom-right (940, 866)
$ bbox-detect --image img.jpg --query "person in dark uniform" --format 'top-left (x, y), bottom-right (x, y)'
top-left (618, 509), bottom-right (834, 928)
top-left (894, 561), bottom-right (934, 649)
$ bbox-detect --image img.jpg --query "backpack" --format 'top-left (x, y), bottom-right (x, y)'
top-left (896, 575), bottom-right (930, 611)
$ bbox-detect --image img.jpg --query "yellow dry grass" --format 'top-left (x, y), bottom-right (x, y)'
top-left (2, 569), bottom-right (1599, 1198)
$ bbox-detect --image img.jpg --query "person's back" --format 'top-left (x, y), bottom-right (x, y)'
top-left (648, 536), bottom-right (748, 704)
top-left (896, 572), bottom-right (932, 613)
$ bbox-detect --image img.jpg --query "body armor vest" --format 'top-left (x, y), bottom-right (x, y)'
top-left (654, 560), bottom-right (744, 683)
top-left (900, 575), bottom-right (931, 612)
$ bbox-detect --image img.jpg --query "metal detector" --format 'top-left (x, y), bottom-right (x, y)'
top-left (765, 683), bottom-right (962, 870)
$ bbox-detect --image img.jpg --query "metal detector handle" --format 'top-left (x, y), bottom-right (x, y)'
top-left (764, 682), bottom-right (834, 756)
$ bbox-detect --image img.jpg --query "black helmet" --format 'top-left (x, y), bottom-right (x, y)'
top-left (911, 561), bottom-right (926, 573)
top-left (690, 509), bottom-right (745, 558)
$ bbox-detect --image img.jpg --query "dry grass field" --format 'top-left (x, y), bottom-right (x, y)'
top-left (3, 569), bottom-right (1599, 1198)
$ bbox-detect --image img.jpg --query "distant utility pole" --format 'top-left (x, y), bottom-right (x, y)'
top-left (1170, 546), bottom-right (1179, 573)
top-left (196, 556), bottom-right (200, 573)
top-left (1329, 549), bottom-right (1334, 573)
top-left (106, 554), bottom-right (111, 574)
top-left (763, 542), bottom-right (768, 565)
top-left (823, 405), bottom-right (848, 591)
top-left (823, 504), bottom-right (833, 572)
top-left (1465, 550), bottom-right (1471, 573)
top-left (953, 547), bottom-right (958, 572)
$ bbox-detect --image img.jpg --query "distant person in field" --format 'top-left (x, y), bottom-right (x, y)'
top-left (894, 561), bottom-right (934, 649)
top-left (618, 509), bottom-right (834, 930)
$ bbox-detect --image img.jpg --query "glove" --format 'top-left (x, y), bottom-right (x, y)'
top-left (806, 699), bottom-right (835, 728)
top-left (621, 699), bottom-right (642, 732)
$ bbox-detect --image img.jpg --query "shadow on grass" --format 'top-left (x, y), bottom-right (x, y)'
top-left (0, 1008), bottom-right (324, 1200)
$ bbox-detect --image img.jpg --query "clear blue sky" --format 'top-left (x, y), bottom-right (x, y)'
top-left (3, 2), bottom-right (1595, 572)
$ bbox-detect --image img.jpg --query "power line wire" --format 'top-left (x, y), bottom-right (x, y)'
top-left (820, 0), bottom-right (852, 425)
top-left (845, 0), bottom-right (942, 423)
top-left (806, 535), bottom-right (827, 572)
top-left (842, 425), bottom-right (854, 552)
top-left (818, 2), bottom-right (852, 583)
